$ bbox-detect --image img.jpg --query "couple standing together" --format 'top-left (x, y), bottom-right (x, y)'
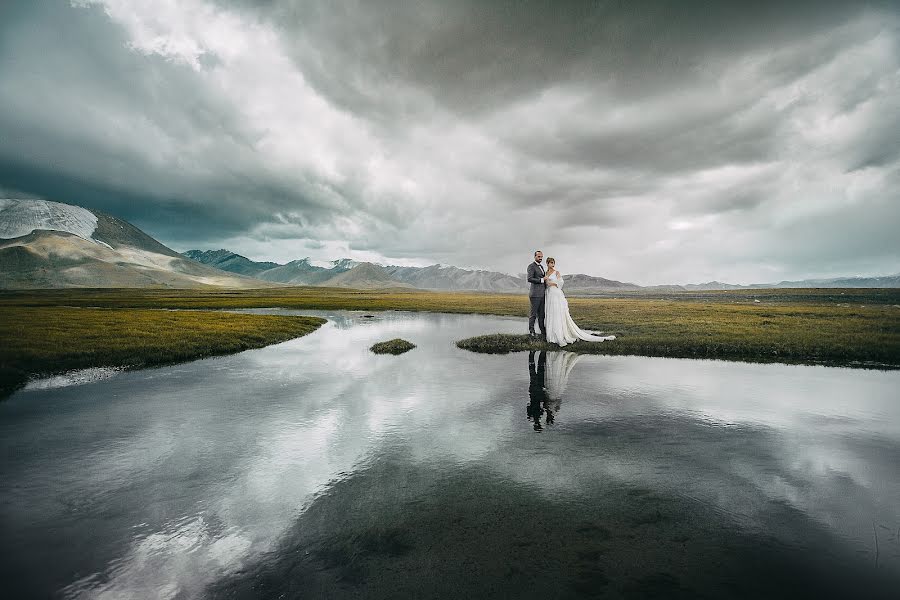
top-left (527, 250), bottom-right (616, 347)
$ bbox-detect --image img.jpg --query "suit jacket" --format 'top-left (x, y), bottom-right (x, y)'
top-left (527, 261), bottom-right (546, 298)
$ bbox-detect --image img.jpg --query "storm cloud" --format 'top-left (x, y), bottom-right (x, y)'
top-left (1, 0), bottom-right (898, 283)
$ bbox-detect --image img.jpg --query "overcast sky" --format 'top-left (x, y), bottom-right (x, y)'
top-left (1, 0), bottom-right (898, 284)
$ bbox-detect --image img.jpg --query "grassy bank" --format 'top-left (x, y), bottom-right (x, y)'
top-left (0, 307), bottom-right (325, 397)
top-left (1, 287), bottom-right (898, 381)
top-left (452, 292), bottom-right (900, 368)
top-left (456, 332), bottom-right (898, 368)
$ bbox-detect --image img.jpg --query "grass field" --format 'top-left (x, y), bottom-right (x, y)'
top-left (1, 286), bottom-right (898, 397)
top-left (0, 306), bottom-right (325, 397)
top-left (454, 291), bottom-right (900, 368)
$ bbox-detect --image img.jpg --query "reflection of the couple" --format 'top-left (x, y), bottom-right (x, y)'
top-left (527, 350), bottom-right (582, 431)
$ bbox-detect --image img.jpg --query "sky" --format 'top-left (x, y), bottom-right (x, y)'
top-left (1, 0), bottom-right (898, 284)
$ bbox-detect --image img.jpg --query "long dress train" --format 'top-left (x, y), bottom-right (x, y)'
top-left (544, 271), bottom-right (616, 347)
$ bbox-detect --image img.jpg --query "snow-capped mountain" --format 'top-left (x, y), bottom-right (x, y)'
top-left (0, 199), bottom-right (277, 289)
top-left (0, 198), bottom-right (99, 243)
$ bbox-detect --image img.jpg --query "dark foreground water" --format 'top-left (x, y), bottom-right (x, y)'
top-left (1, 310), bottom-right (899, 599)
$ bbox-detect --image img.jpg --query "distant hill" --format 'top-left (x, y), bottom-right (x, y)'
top-left (383, 264), bottom-right (526, 292)
top-left (185, 249), bottom-right (646, 292)
top-left (755, 275), bottom-right (900, 289)
top-left (257, 258), bottom-right (349, 285)
top-left (667, 276), bottom-right (900, 291)
top-left (183, 251), bottom-right (359, 285)
top-left (558, 273), bottom-right (641, 292)
top-left (682, 281), bottom-right (746, 291)
top-left (181, 245), bottom-right (900, 292)
top-left (182, 249), bottom-right (279, 276)
top-left (0, 199), bottom-right (277, 289)
top-left (320, 262), bottom-right (414, 288)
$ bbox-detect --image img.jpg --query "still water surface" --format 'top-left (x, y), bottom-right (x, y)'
top-left (1, 310), bottom-right (899, 599)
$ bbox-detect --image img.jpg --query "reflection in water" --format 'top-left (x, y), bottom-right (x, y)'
top-left (544, 351), bottom-right (581, 424)
top-left (527, 351), bottom-right (581, 430)
top-left (527, 351), bottom-right (547, 430)
top-left (1, 310), bottom-right (899, 599)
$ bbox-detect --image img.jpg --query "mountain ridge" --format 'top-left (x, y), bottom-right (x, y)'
top-left (183, 247), bottom-right (900, 291)
top-left (2, 198), bottom-right (896, 291)
top-left (0, 199), bottom-right (279, 289)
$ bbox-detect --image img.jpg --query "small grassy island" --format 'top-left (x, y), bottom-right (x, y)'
top-left (370, 338), bottom-right (416, 355)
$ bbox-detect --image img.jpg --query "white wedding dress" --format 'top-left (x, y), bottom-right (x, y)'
top-left (545, 351), bottom-right (581, 402)
top-left (544, 270), bottom-right (616, 347)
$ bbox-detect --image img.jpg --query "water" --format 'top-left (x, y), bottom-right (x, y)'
top-left (1, 310), bottom-right (898, 599)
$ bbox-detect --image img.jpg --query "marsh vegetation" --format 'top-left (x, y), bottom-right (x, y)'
top-left (1, 285), bottom-right (897, 397)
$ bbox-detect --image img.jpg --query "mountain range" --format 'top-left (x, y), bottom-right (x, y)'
top-left (1, 198), bottom-right (897, 291)
top-left (182, 248), bottom-right (900, 291)
top-left (0, 199), bottom-right (277, 288)
top-left (182, 249), bottom-right (646, 292)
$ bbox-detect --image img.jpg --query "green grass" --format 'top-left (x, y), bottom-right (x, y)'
top-left (456, 332), bottom-right (897, 368)
top-left (370, 338), bottom-right (416, 355)
top-left (2, 285), bottom-right (898, 310)
top-left (1, 287), bottom-right (898, 395)
top-left (0, 307), bottom-right (325, 397)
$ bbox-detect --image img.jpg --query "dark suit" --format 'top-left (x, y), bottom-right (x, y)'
top-left (526, 261), bottom-right (546, 335)
top-left (527, 350), bottom-right (547, 431)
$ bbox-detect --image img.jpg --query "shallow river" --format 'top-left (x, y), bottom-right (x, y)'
top-left (2, 310), bottom-right (899, 599)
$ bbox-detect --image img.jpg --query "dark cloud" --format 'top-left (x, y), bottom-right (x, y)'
top-left (0, 0), bottom-right (898, 281)
top-left (0, 1), bottom-right (360, 243)
top-left (254, 0), bottom-right (876, 117)
top-left (762, 169), bottom-right (900, 269)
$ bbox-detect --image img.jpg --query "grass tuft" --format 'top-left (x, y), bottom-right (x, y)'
top-left (370, 338), bottom-right (416, 355)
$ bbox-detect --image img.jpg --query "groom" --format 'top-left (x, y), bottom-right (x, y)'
top-left (527, 350), bottom-right (547, 431)
top-left (526, 250), bottom-right (547, 339)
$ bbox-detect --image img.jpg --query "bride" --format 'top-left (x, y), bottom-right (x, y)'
top-left (544, 257), bottom-right (616, 347)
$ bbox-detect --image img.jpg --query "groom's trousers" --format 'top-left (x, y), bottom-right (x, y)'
top-left (529, 295), bottom-right (545, 334)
